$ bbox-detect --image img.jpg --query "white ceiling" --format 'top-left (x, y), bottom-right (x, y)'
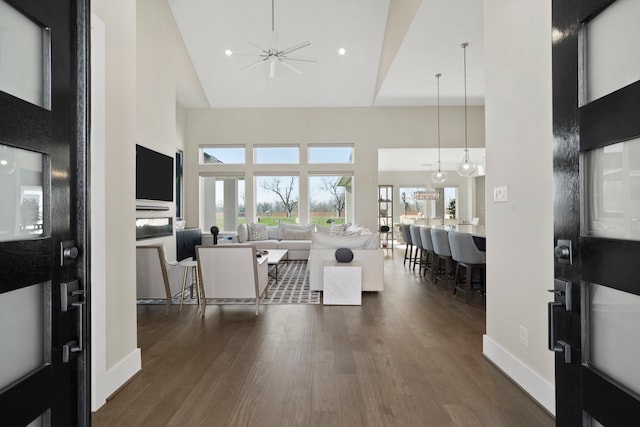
top-left (168, 0), bottom-right (485, 109)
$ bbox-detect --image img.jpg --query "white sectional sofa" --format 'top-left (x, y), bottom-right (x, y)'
top-left (308, 232), bottom-right (384, 292)
top-left (236, 222), bottom-right (314, 260)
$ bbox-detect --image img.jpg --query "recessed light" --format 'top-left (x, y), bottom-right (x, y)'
top-left (225, 49), bottom-right (233, 56)
top-left (338, 48), bottom-right (346, 56)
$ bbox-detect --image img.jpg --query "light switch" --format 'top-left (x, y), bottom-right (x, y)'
top-left (493, 185), bottom-right (508, 202)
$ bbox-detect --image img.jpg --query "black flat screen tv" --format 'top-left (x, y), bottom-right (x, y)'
top-left (136, 144), bottom-right (174, 202)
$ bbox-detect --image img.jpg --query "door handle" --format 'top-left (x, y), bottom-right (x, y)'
top-left (548, 301), bottom-right (571, 363)
top-left (61, 280), bottom-right (85, 363)
top-left (63, 299), bottom-right (84, 363)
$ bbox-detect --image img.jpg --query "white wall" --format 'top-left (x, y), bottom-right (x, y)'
top-left (90, 0), bottom-right (206, 411)
top-left (483, 0), bottom-right (555, 414)
top-left (135, 0), bottom-right (207, 261)
top-left (185, 106), bottom-right (484, 232)
top-left (90, 1), bottom-right (139, 411)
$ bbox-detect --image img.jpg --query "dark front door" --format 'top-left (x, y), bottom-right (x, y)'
top-left (0, 0), bottom-right (89, 425)
top-left (553, 0), bottom-right (640, 425)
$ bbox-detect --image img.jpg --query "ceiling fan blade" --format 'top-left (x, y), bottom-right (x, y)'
top-left (238, 36), bottom-right (268, 54)
top-left (279, 41), bottom-right (311, 56)
top-left (269, 59), bottom-right (276, 79)
top-left (282, 56), bottom-right (318, 63)
top-left (278, 59), bottom-right (302, 75)
top-left (241, 58), bottom-right (268, 72)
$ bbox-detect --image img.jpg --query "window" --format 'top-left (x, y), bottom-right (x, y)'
top-left (444, 187), bottom-right (457, 219)
top-left (175, 150), bottom-right (183, 218)
top-left (255, 176), bottom-right (299, 224)
top-left (200, 147), bottom-right (245, 164)
top-left (309, 175), bottom-right (353, 225)
top-left (399, 187), bottom-right (427, 222)
top-left (201, 175), bottom-right (245, 232)
top-left (308, 145), bottom-right (353, 164)
top-left (255, 146), bottom-right (299, 164)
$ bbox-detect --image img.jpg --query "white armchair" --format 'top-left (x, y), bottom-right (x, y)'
top-left (195, 244), bottom-right (268, 315)
top-left (136, 244), bottom-right (183, 314)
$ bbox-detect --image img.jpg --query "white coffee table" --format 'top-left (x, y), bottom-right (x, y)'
top-left (264, 249), bottom-right (288, 281)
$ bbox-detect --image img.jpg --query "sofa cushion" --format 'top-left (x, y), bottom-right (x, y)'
top-left (311, 232), bottom-right (378, 250)
top-left (279, 222), bottom-right (314, 237)
top-left (248, 223), bottom-right (269, 241)
top-left (278, 239), bottom-right (311, 251)
top-left (266, 226), bottom-right (280, 240)
top-left (316, 225), bottom-right (331, 234)
top-left (281, 228), bottom-right (312, 240)
top-left (251, 240), bottom-right (279, 250)
top-left (345, 224), bottom-right (370, 235)
top-left (237, 223), bottom-right (249, 243)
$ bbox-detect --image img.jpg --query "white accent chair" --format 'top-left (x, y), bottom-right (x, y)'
top-left (195, 244), bottom-right (268, 316)
top-left (136, 244), bottom-right (183, 315)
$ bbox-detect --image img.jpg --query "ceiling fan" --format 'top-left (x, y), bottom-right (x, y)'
top-left (232, 0), bottom-right (317, 78)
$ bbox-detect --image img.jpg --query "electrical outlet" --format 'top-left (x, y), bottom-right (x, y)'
top-left (519, 325), bottom-right (528, 348)
top-left (493, 185), bottom-right (509, 202)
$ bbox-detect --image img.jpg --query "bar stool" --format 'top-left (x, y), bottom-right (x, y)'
top-left (419, 227), bottom-right (435, 276)
top-left (430, 228), bottom-right (454, 287)
top-left (178, 259), bottom-right (202, 312)
top-left (448, 231), bottom-right (486, 303)
top-left (409, 225), bottom-right (423, 271)
top-left (399, 224), bottom-right (414, 267)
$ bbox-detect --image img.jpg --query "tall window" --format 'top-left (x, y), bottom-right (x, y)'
top-left (175, 150), bottom-right (183, 219)
top-left (399, 187), bottom-right (426, 222)
top-left (201, 176), bottom-right (245, 232)
top-left (309, 175), bottom-right (353, 225)
top-left (255, 176), bottom-right (299, 224)
top-left (444, 187), bottom-right (457, 219)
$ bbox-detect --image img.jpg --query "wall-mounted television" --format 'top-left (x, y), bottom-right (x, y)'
top-left (136, 144), bottom-right (174, 202)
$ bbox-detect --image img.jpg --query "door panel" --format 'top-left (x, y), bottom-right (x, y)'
top-left (553, 0), bottom-right (640, 424)
top-left (0, 0), bottom-right (89, 425)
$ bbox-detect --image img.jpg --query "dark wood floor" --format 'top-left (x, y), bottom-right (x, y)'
top-left (93, 249), bottom-right (554, 426)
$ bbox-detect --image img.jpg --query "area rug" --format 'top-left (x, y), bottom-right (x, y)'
top-left (261, 260), bottom-right (320, 304)
top-left (138, 260), bottom-right (319, 306)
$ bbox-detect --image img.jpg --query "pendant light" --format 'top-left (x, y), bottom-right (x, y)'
top-left (431, 73), bottom-right (447, 184)
top-left (456, 42), bottom-right (477, 177)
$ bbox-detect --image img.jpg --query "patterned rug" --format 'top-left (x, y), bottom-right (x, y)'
top-left (138, 260), bottom-right (319, 306)
top-left (261, 260), bottom-right (320, 304)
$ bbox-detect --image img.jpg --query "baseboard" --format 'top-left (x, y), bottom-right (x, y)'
top-left (482, 335), bottom-right (555, 415)
top-left (93, 348), bottom-right (142, 410)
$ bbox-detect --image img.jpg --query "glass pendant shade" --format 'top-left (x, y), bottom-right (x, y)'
top-left (456, 149), bottom-right (477, 177)
top-left (431, 164), bottom-right (447, 184)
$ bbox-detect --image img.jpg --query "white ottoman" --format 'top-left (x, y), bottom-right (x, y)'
top-left (323, 261), bottom-right (362, 305)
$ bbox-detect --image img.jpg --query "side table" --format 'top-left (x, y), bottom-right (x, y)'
top-left (322, 261), bottom-right (362, 305)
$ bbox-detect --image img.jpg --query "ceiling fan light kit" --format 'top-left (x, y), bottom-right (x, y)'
top-left (234, 0), bottom-right (317, 78)
top-left (456, 42), bottom-right (477, 177)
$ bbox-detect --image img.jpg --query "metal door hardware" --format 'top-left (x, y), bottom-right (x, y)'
top-left (60, 240), bottom-right (79, 266)
top-left (61, 281), bottom-right (85, 363)
top-left (548, 301), bottom-right (572, 363)
top-left (548, 279), bottom-right (572, 311)
top-left (554, 239), bottom-right (572, 265)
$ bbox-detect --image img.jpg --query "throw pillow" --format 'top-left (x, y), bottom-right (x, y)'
top-left (281, 228), bottom-right (312, 240)
top-left (237, 223), bottom-right (249, 243)
top-left (329, 223), bottom-right (350, 236)
top-left (279, 222), bottom-right (314, 239)
top-left (335, 248), bottom-right (354, 263)
top-left (248, 223), bottom-right (269, 241)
